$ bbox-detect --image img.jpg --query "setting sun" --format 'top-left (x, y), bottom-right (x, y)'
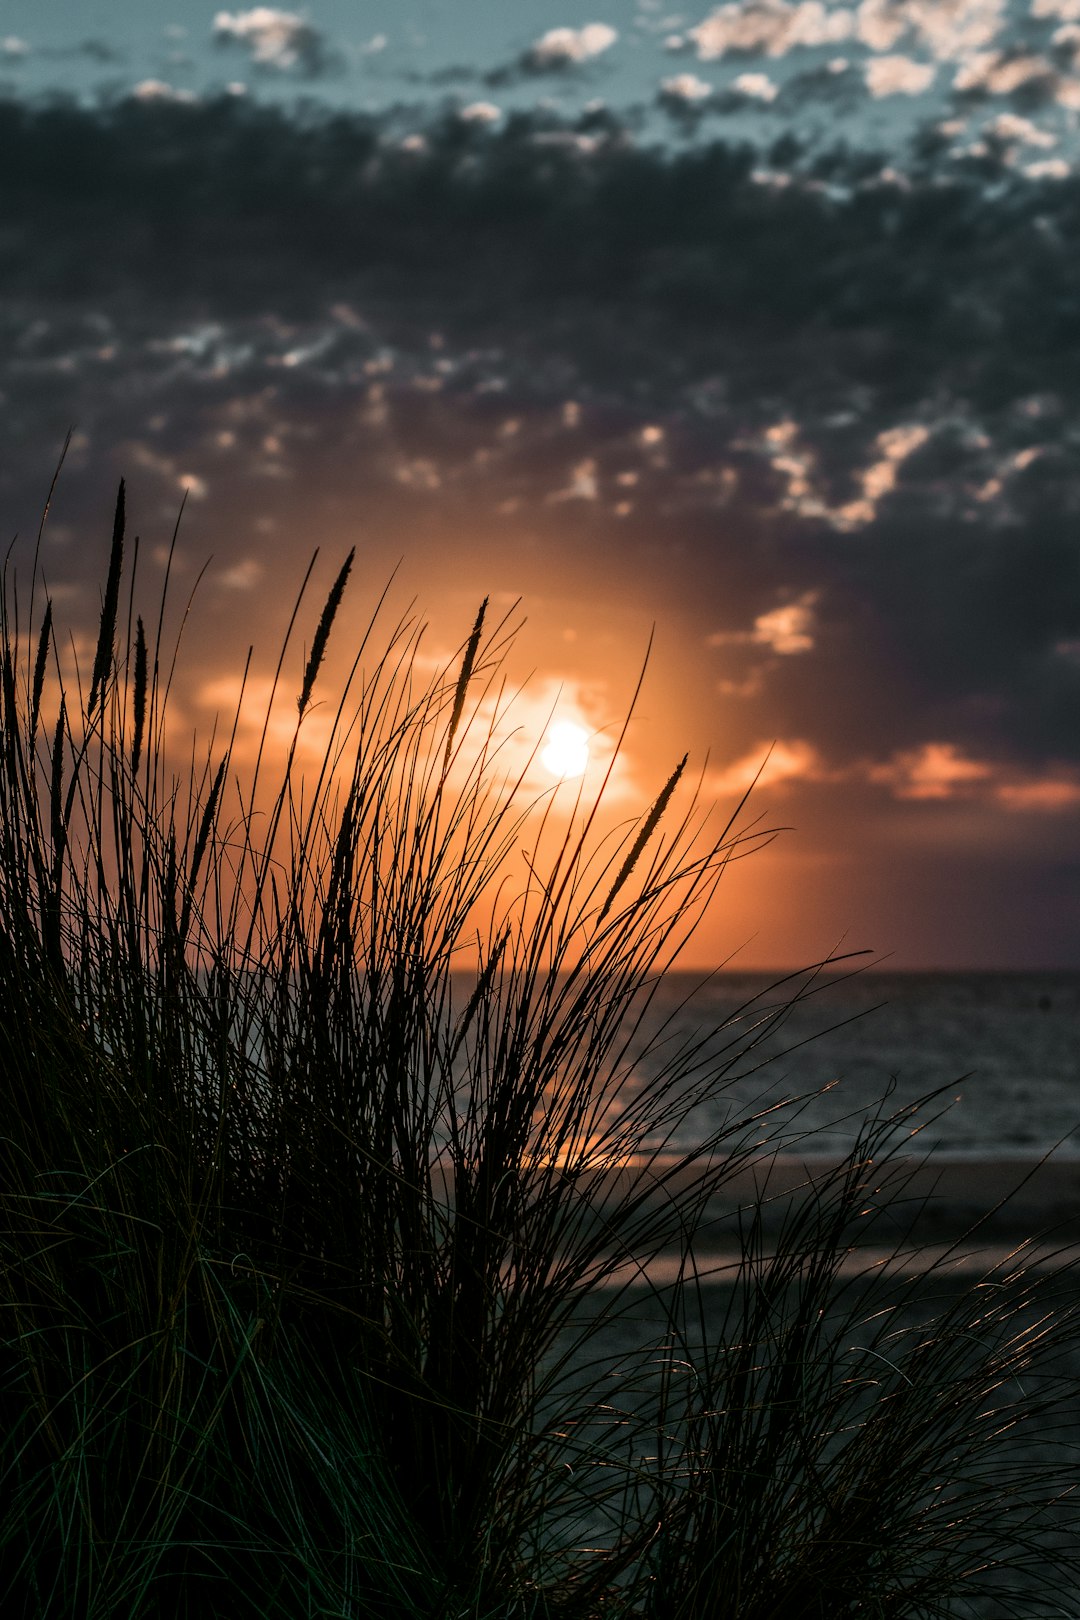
top-left (540, 720), bottom-right (590, 780)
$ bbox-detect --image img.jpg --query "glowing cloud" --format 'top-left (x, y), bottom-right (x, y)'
top-left (213, 8), bottom-right (329, 73)
top-left (688, 2), bottom-right (854, 60)
top-left (708, 739), bottom-right (827, 795)
top-left (868, 743), bottom-right (992, 799)
top-left (659, 71), bottom-right (715, 100)
top-left (863, 746), bottom-right (1080, 811)
top-left (866, 54), bottom-right (936, 93)
top-left (527, 24), bottom-right (618, 68)
top-left (734, 70), bottom-right (781, 98)
top-left (459, 102), bottom-right (501, 123)
top-left (708, 590), bottom-right (819, 655)
top-left (954, 48), bottom-right (1054, 92)
top-left (129, 80), bottom-right (197, 103)
top-left (833, 423), bottom-right (930, 529)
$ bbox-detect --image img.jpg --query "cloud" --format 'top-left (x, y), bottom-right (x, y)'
top-left (867, 741), bottom-right (991, 798)
top-left (864, 744), bottom-right (1080, 810)
top-left (953, 47), bottom-right (1058, 98)
top-left (854, 0), bottom-right (1006, 60)
top-left (708, 591), bottom-right (820, 654)
top-left (865, 54), bottom-right (936, 94)
top-left (4, 90), bottom-right (1080, 962)
top-left (707, 739), bottom-right (829, 795)
top-left (458, 101), bottom-right (501, 124)
top-left (4, 96), bottom-right (1080, 816)
top-left (547, 458), bottom-right (600, 501)
top-left (659, 71), bottom-right (715, 102)
top-left (530, 23), bottom-right (618, 66)
top-left (130, 80), bottom-right (198, 104)
top-left (486, 23), bottom-right (620, 83)
top-left (687, 2), bottom-right (855, 60)
top-left (832, 425), bottom-right (930, 528)
top-left (983, 110), bottom-right (1057, 146)
top-left (752, 593), bottom-right (819, 652)
top-left (707, 737), bottom-right (1080, 816)
top-left (995, 774), bottom-right (1080, 810)
top-left (212, 8), bottom-right (334, 74)
top-left (734, 70), bottom-right (781, 98)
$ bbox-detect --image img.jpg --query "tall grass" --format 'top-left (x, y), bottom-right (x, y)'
top-left (2, 479), bottom-right (1079, 1617)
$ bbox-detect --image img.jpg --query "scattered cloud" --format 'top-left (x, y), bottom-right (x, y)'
top-left (548, 458), bottom-right (600, 501)
top-left (130, 80), bottom-right (198, 104)
top-left (709, 591), bottom-right (820, 655)
top-left (833, 425), bottom-right (930, 528)
top-left (984, 109), bottom-right (1057, 145)
top-left (218, 558), bottom-right (263, 590)
top-left (3, 18), bottom-right (1080, 959)
top-left (852, 0), bottom-right (1006, 61)
top-left (867, 741), bottom-right (992, 798)
top-left (734, 70), bottom-right (780, 98)
top-left (486, 23), bottom-right (618, 84)
top-left (212, 8), bottom-right (335, 74)
top-left (3, 97), bottom-right (1080, 868)
top-left (707, 739), bottom-right (1080, 815)
top-left (953, 47), bottom-right (1056, 94)
top-left (536, 23), bottom-right (617, 65)
top-left (459, 101), bottom-right (501, 123)
top-left (864, 744), bottom-right (1080, 810)
top-left (707, 739), bottom-right (829, 796)
top-left (686, 2), bottom-right (856, 60)
top-left (659, 71), bottom-right (715, 101)
top-left (996, 773), bottom-right (1080, 809)
top-left (752, 593), bottom-right (819, 653)
top-left (866, 53), bottom-right (936, 94)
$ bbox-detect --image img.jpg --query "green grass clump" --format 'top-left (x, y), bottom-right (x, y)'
top-left (2, 478), bottom-right (1079, 1617)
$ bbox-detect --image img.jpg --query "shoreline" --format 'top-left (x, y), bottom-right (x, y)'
top-left (551, 1152), bottom-right (1080, 1282)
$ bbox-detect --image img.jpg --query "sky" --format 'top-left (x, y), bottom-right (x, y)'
top-left (3, 0), bottom-right (1080, 970)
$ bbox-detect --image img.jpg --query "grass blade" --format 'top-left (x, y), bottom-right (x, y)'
top-left (87, 479), bottom-right (125, 719)
top-left (598, 753), bottom-right (688, 922)
top-left (298, 547), bottom-right (355, 717)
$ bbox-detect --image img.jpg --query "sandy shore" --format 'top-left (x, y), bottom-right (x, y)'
top-left (551, 1151), bottom-right (1080, 1287)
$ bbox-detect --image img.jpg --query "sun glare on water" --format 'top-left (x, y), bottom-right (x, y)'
top-left (540, 720), bottom-right (590, 780)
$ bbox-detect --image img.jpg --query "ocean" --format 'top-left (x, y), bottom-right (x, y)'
top-left (552, 970), bottom-right (1080, 1615)
top-left (628, 969), bottom-right (1080, 1162)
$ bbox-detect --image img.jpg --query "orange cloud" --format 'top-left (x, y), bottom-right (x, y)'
top-left (867, 741), bottom-right (991, 799)
top-left (706, 738), bottom-right (827, 796)
top-left (864, 743), bottom-right (1080, 810)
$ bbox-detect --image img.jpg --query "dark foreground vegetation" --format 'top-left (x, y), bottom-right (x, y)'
top-left (2, 479), bottom-right (1079, 1617)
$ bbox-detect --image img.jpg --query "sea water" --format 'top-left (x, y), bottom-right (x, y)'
top-left (625, 969), bottom-right (1080, 1160)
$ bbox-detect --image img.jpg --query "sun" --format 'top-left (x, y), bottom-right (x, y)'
top-left (540, 720), bottom-right (590, 780)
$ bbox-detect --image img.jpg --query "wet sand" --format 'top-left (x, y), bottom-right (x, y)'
top-left (567, 1150), bottom-right (1080, 1284)
top-left (541, 1163), bottom-right (1080, 1619)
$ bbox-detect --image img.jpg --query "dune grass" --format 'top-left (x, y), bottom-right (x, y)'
top-left (2, 477), bottom-right (1079, 1617)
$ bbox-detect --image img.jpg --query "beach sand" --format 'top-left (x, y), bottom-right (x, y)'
top-left (538, 1154), bottom-right (1080, 1616)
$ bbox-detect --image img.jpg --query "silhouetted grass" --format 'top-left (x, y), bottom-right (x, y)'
top-left (2, 479), bottom-right (1079, 1617)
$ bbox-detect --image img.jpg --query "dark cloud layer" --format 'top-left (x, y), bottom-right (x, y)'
top-left (2, 93), bottom-right (1078, 962)
top-left (4, 96), bottom-right (1079, 405)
